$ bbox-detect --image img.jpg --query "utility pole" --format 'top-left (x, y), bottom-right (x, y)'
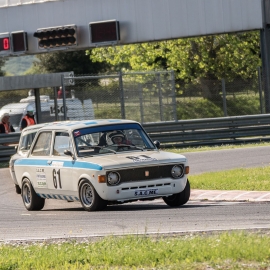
top-left (260, 0), bottom-right (270, 112)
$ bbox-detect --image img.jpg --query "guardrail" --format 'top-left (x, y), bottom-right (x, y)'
top-left (143, 114), bottom-right (270, 148)
top-left (1, 114), bottom-right (270, 162)
top-left (0, 133), bottom-right (20, 162)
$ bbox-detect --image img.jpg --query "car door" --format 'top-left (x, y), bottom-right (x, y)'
top-left (48, 131), bottom-right (76, 199)
top-left (29, 131), bottom-right (53, 195)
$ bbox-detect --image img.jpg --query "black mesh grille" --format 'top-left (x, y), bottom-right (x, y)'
top-left (106, 164), bottom-right (184, 185)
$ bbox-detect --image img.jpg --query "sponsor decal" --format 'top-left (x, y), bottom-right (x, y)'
top-left (36, 168), bottom-right (46, 188)
top-left (36, 168), bottom-right (44, 173)
top-left (74, 131), bottom-right (81, 137)
top-left (126, 155), bottom-right (157, 163)
top-left (52, 161), bottom-right (64, 168)
top-left (134, 189), bottom-right (158, 196)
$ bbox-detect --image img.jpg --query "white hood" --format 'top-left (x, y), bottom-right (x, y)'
top-left (80, 150), bottom-right (187, 170)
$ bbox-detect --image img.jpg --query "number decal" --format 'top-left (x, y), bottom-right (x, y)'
top-left (57, 169), bottom-right (62, 188)
top-left (52, 169), bottom-right (62, 189)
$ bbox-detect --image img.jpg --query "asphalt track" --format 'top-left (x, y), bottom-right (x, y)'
top-left (1, 146), bottom-right (270, 241)
top-left (184, 146), bottom-right (270, 174)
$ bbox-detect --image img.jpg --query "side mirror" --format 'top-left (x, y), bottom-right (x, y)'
top-left (153, 140), bottom-right (160, 149)
top-left (64, 149), bottom-right (75, 159)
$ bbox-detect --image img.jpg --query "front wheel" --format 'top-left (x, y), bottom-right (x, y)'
top-left (163, 179), bottom-right (190, 207)
top-left (21, 179), bottom-right (45, 211)
top-left (79, 179), bottom-right (107, 211)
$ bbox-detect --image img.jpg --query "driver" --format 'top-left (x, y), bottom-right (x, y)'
top-left (108, 130), bottom-right (132, 145)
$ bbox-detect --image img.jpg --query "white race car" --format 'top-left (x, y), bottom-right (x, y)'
top-left (10, 119), bottom-right (190, 211)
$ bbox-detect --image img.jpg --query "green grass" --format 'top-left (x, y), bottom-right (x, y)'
top-left (1, 232), bottom-right (270, 269)
top-left (165, 143), bottom-right (270, 191)
top-left (189, 166), bottom-right (270, 191)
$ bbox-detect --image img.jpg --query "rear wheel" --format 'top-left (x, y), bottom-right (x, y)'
top-left (163, 179), bottom-right (190, 207)
top-left (79, 179), bottom-right (107, 211)
top-left (21, 179), bottom-right (45, 211)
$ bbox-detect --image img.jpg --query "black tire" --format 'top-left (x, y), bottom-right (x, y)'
top-left (15, 184), bottom-right (21, 194)
top-left (163, 179), bottom-right (190, 207)
top-left (79, 179), bottom-right (107, 211)
top-left (21, 179), bottom-right (45, 211)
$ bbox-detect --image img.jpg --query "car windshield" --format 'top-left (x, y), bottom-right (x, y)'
top-left (73, 123), bottom-right (156, 157)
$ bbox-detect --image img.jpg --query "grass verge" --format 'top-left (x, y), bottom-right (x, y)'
top-left (1, 231), bottom-right (270, 270)
top-left (189, 166), bottom-right (270, 191)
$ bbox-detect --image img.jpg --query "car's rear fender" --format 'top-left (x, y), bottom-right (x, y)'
top-left (19, 172), bottom-right (32, 188)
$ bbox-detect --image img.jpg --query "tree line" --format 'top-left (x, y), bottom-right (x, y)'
top-left (0, 30), bottom-right (261, 98)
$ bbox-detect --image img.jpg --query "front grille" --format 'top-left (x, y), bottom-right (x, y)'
top-left (106, 164), bottom-right (184, 185)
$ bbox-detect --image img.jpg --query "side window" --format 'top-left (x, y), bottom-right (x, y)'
top-left (19, 132), bottom-right (37, 152)
top-left (31, 132), bottom-right (52, 156)
top-left (53, 132), bottom-right (72, 156)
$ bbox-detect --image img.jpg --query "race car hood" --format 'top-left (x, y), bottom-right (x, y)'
top-left (80, 150), bottom-right (187, 170)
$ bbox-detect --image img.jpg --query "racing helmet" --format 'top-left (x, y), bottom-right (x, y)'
top-left (108, 130), bottom-right (125, 144)
top-left (26, 104), bottom-right (35, 116)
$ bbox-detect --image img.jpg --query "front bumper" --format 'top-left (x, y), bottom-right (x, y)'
top-left (98, 177), bottom-right (187, 201)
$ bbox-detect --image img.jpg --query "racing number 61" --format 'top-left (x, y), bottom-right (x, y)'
top-left (52, 169), bottom-right (62, 189)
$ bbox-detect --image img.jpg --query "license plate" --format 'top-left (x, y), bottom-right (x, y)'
top-left (134, 189), bottom-right (158, 196)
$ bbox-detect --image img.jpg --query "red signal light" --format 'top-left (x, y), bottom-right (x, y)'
top-left (3, 38), bottom-right (10, 50)
top-left (0, 37), bottom-right (10, 51)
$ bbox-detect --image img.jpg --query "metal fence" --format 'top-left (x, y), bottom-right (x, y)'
top-left (64, 70), bottom-right (177, 123)
top-left (0, 69), bottom-right (264, 129)
top-left (2, 113), bottom-right (270, 162)
top-left (65, 70), bottom-right (262, 123)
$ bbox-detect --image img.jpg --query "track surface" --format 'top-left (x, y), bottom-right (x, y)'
top-left (1, 146), bottom-right (270, 241)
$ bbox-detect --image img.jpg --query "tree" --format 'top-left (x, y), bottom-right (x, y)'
top-left (89, 31), bottom-right (261, 100)
top-left (31, 50), bottom-right (109, 75)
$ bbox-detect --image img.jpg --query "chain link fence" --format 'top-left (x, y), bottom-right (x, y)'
top-left (0, 69), bottom-right (264, 131)
top-left (65, 71), bottom-right (177, 123)
top-left (175, 74), bottom-right (262, 120)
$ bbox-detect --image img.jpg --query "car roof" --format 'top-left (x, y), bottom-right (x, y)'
top-left (20, 123), bottom-right (50, 135)
top-left (36, 119), bottom-right (140, 132)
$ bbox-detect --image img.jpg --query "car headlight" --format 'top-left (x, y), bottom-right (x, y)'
top-left (171, 165), bottom-right (184, 179)
top-left (107, 171), bottom-right (121, 185)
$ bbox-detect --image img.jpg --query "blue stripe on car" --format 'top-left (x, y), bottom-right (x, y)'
top-left (14, 159), bottom-right (103, 170)
top-left (108, 120), bottom-right (123, 122)
top-left (83, 121), bottom-right (98, 125)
